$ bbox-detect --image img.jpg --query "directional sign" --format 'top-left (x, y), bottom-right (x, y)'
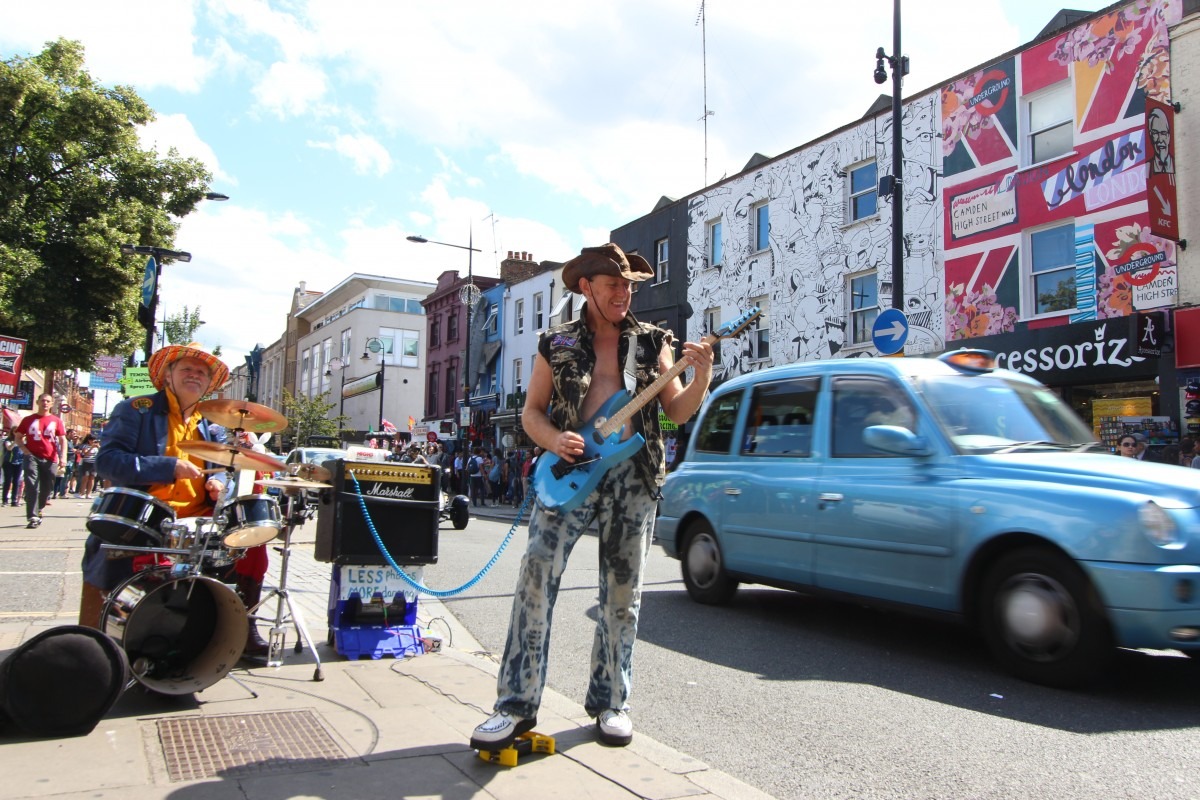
top-left (872, 308), bottom-right (909, 356)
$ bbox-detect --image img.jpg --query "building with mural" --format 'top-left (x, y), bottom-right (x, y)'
top-left (941, 0), bottom-right (1184, 446)
top-left (617, 0), bottom-right (1195, 451)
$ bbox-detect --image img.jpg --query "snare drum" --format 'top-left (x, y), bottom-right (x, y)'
top-left (87, 488), bottom-right (175, 548)
top-left (160, 518), bottom-right (241, 571)
top-left (222, 496), bottom-right (282, 548)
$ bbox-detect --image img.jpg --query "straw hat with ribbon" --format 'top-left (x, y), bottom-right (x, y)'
top-left (147, 342), bottom-right (230, 395)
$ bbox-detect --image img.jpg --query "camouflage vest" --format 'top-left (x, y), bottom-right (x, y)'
top-left (537, 307), bottom-right (672, 492)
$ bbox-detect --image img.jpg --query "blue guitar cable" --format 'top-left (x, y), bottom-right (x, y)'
top-left (348, 473), bottom-right (533, 598)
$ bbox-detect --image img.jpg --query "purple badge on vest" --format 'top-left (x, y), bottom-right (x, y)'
top-left (550, 334), bottom-right (577, 348)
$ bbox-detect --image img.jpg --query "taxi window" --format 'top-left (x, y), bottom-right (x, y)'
top-left (831, 377), bottom-right (917, 457)
top-left (741, 378), bottom-right (820, 456)
top-left (694, 392), bottom-right (742, 453)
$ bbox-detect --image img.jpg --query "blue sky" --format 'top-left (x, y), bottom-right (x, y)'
top-left (2, 0), bottom-right (1111, 369)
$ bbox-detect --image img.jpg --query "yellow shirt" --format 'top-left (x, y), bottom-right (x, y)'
top-left (150, 392), bottom-right (212, 519)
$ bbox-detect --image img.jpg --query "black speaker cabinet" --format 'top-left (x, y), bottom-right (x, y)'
top-left (315, 461), bottom-right (440, 565)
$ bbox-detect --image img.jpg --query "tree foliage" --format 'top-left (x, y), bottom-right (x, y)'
top-left (163, 305), bottom-right (204, 346)
top-left (281, 389), bottom-right (347, 448)
top-left (0, 39), bottom-right (212, 370)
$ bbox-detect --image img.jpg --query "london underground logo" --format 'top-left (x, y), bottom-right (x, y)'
top-left (1113, 245), bottom-right (1166, 287)
top-left (966, 69), bottom-right (1012, 117)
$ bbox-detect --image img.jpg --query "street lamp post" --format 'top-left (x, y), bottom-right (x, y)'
top-left (874, 0), bottom-right (909, 313)
top-left (362, 337), bottom-right (387, 440)
top-left (120, 244), bottom-right (192, 362)
top-left (407, 231), bottom-right (482, 458)
top-left (326, 356), bottom-right (350, 443)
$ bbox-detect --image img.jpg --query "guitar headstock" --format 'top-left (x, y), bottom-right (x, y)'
top-left (712, 307), bottom-right (762, 340)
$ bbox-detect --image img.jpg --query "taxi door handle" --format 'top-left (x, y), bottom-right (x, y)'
top-left (724, 488), bottom-right (741, 496)
top-left (819, 493), bottom-right (844, 503)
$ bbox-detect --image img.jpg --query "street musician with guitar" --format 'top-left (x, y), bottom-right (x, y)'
top-left (472, 243), bottom-right (715, 752)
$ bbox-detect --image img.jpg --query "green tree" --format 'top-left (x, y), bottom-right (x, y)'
top-left (0, 39), bottom-right (212, 370)
top-left (281, 389), bottom-right (347, 447)
top-left (162, 305), bottom-right (204, 345)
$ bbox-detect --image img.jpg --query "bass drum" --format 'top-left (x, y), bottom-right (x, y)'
top-left (101, 568), bottom-right (247, 695)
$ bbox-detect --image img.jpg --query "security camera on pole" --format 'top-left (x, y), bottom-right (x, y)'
top-left (873, 0), bottom-right (910, 355)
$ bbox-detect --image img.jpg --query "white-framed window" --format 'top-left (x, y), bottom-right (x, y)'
top-left (1028, 222), bottom-right (1076, 315)
top-left (515, 299), bottom-right (525, 335)
top-left (1025, 81), bottom-right (1073, 166)
top-left (372, 293), bottom-right (425, 314)
top-left (513, 357), bottom-right (523, 395)
top-left (708, 220), bottom-right (723, 267)
top-left (749, 296), bottom-right (770, 361)
top-left (534, 293), bottom-right (544, 330)
top-left (400, 330), bottom-right (419, 367)
top-left (300, 351), bottom-right (311, 397)
top-left (485, 303), bottom-right (498, 335)
top-left (550, 292), bottom-right (571, 322)
top-left (848, 272), bottom-right (879, 345)
top-left (848, 162), bottom-right (878, 222)
top-left (654, 238), bottom-right (669, 284)
top-left (753, 202), bottom-right (770, 251)
top-left (705, 307), bottom-right (722, 366)
top-left (340, 329), bottom-right (351, 360)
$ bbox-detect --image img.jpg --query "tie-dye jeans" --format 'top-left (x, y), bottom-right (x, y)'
top-left (494, 458), bottom-right (656, 720)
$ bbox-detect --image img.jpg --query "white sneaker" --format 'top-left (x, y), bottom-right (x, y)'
top-left (596, 709), bottom-right (633, 746)
top-left (470, 710), bottom-right (536, 750)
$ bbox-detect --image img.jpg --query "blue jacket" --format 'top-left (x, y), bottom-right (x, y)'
top-left (97, 391), bottom-right (227, 489)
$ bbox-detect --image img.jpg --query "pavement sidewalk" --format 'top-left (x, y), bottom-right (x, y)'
top-left (0, 495), bottom-right (774, 800)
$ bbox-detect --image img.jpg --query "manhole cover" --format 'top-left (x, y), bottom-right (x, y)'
top-left (158, 710), bottom-right (347, 782)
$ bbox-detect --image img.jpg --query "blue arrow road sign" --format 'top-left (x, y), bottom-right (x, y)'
top-left (872, 308), bottom-right (909, 355)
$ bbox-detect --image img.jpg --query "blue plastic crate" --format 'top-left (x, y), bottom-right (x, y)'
top-left (334, 624), bottom-right (424, 660)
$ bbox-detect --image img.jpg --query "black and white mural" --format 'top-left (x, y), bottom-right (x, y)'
top-left (686, 93), bottom-right (945, 383)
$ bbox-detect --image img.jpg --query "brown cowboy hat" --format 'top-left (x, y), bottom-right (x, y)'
top-left (147, 342), bottom-right (230, 394)
top-left (561, 243), bottom-right (653, 293)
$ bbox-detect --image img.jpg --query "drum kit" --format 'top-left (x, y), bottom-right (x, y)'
top-left (87, 398), bottom-right (335, 695)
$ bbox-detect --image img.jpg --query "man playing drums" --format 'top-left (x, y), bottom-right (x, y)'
top-left (79, 342), bottom-right (270, 660)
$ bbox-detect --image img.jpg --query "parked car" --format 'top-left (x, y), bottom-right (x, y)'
top-left (284, 447), bottom-right (346, 504)
top-left (656, 350), bottom-right (1200, 688)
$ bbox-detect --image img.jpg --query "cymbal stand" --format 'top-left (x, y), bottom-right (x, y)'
top-left (248, 492), bottom-right (323, 681)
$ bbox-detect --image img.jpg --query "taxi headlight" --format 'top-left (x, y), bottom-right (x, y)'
top-left (1139, 501), bottom-right (1180, 548)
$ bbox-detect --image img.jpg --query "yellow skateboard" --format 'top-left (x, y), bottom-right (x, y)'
top-left (477, 731), bottom-right (556, 767)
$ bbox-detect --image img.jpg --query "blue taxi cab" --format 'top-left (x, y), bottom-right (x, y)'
top-left (656, 351), bottom-right (1200, 687)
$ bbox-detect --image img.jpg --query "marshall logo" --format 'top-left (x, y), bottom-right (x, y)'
top-left (0, 356), bottom-right (16, 374)
top-left (362, 482), bottom-right (417, 499)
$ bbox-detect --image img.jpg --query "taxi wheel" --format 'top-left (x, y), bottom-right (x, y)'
top-left (979, 547), bottom-right (1113, 688)
top-left (681, 521), bottom-right (738, 605)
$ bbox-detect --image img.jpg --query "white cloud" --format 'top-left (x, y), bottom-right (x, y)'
top-left (308, 132), bottom-right (393, 176)
top-left (0, 0), bottom-right (211, 91)
top-left (252, 60), bottom-right (328, 118)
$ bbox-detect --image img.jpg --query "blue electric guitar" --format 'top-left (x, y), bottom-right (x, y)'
top-left (533, 307), bottom-right (762, 512)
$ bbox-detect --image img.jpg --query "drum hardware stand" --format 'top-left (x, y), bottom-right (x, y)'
top-left (248, 493), bottom-right (324, 681)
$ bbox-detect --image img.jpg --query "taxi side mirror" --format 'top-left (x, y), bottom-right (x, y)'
top-left (863, 425), bottom-right (933, 457)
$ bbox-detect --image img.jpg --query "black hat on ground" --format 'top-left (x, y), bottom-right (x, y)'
top-left (0, 625), bottom-right (129, 738)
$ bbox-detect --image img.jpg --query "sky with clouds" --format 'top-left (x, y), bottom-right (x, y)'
top-left (2, 0), bottom-right (1110, 368)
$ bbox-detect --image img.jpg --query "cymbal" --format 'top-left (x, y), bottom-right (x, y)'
top-left (197, 399), bottom-right (288, 433)
top-left (291, 462), bottom-right (332, 482)
top-left (255, 477), bottom-right (332, 492)
top-left (178, 440), bottom-right (287, 472)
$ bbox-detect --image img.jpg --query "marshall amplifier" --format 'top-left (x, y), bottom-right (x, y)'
top-left (315, 461), bottom-right (440, 565)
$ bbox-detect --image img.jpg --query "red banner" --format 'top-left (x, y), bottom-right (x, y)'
top-left (1146, 98), bottom-right (1179, 241)
top-left (0, 335), bottom-right (28, 399)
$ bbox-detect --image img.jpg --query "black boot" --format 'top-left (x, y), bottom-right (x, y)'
top-left (235, 574), bottom-right (270, 661)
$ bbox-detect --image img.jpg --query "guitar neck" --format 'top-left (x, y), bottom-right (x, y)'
top-left (598, 332), bottom-right (718, 438)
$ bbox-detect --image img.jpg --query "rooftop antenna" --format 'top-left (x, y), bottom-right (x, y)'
top-left (696, 1), bottom-right (713, 186)
top-left (483, 212), bottom-right (500, 272)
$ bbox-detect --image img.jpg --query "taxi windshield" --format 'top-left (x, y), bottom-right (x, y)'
top-left (916, 373), bottom-right (1099, 453)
